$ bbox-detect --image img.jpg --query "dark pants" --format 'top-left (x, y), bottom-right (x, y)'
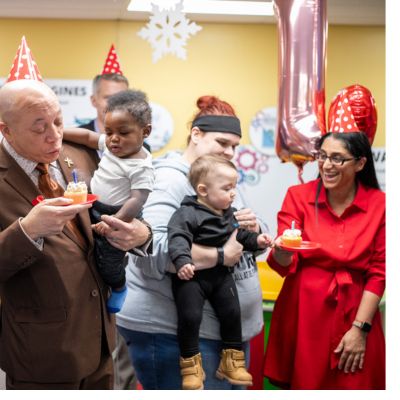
top-left (113, 329), bottom-right (137, 390)
top-left (171, 266), bottom-right (242, 358)
top-left (90, 200), bottom-right (126, 289)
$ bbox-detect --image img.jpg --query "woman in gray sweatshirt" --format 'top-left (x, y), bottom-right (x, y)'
top-left (116, 95), bottom-right (268, 389)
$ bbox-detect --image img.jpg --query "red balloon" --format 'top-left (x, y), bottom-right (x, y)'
top-left (327, 84), bottom-right (377, 145)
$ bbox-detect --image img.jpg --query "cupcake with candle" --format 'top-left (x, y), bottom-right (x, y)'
top-left (281, 221), bottom-right (302, 247)
top-left (64, 169), bottom-right (88, 204)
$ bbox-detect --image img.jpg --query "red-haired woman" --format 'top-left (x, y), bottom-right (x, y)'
top-left (117, 96), bottom-right (268, 389)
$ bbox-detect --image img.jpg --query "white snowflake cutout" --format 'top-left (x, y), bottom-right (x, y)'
top-left (150, 0), bottom-right (180, 11)
top-left (138, 1), bottom-right (202, 63)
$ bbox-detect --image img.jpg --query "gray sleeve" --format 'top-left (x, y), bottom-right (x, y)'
top-left (133, 170), bottom-right (193, 279)
top-left (134, 189), bottom-right (180, 279)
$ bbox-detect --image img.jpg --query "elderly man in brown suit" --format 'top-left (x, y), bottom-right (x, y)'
top-left (0, 79), bottom-right (151, 389)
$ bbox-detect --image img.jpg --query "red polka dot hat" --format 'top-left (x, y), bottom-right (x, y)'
top-left (328, 84), bottom-right (377, 145)
top-left (6, 36), bottom-right (42, 82)
top-left (101, 44), bottom-right (123, 75)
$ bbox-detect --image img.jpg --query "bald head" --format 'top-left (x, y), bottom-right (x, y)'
top-left (0, 80), bottom-right (59, 124)
top-left (0, 79), bottom-right (64, 163)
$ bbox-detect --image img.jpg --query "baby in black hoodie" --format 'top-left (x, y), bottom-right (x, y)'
top-left (167, 154), bottom-right (273, 390)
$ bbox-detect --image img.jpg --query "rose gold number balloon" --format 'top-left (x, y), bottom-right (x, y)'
top-left (274, 0), bottom-right (327, 180)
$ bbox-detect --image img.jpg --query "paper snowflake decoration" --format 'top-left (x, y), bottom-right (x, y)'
top-left (138, 1), bottom-right (202, 63)
top-left (150, 0), bottom-right (180, 11)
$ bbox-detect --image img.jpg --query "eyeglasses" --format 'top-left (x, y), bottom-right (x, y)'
top-left (315, 152), bottom-right (360, 166)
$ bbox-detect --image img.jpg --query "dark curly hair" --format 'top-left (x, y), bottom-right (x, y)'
top-left (106, 89), bottom-right (151, 128)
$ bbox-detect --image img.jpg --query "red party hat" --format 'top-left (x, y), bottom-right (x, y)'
top-left (328, 85), bottom-right (377, 144)
top-left (6, 36), bottom-right (43, 82)
top-left (101, 44), bottom-right (123, 75)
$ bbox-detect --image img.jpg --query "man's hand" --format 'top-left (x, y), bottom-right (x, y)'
top-left (223, 229), bottom-right (243, 267)
top-left (96, 215), bottom-right (150, 251)
top-left (177, 263), bottom-right (195, 280)
top-left (233, 208), bottom-right (259, 232)
top-left (257, 233), bottom-right (274, 248)
top-left (21, 197), bottom-right (92, 240)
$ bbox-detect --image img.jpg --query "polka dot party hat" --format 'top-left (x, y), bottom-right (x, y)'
top-left (101, 44), bottom-right (123, 75)
top-left (328, 84), bottom-right (377, 145)
top-left (6, 36), bottom-right (43, 82)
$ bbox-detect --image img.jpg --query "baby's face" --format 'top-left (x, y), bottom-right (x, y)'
top-left (104, 109), bottom-right (149, 158)
top-left (200, 165), bottom-right (238, 211)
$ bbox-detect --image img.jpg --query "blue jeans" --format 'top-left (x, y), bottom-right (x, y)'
top-left (117, 327), bottom-right (250, 390)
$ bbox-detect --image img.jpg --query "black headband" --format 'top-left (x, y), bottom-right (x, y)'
top-left (191, 115), bottom-right (242, 137)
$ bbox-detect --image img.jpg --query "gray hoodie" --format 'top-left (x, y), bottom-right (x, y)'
top-left (116, 151), bottom-right (264, 341)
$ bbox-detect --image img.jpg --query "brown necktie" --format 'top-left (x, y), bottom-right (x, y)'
top-left (36, 163), bottom-right (87, 248)
top-left (36, 163), bottom-right (65, 198)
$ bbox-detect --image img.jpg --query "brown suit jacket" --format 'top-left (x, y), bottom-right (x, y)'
top-left (0, 142), bottom-right (115, 383)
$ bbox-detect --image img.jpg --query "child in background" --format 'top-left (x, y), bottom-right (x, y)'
top-left (167, 154), bottom-right (274, 390)
top-left (64, 89), bottom-right (154, 313)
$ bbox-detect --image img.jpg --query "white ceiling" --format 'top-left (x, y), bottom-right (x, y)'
top-left (0, 0), bottom-right (385, 25)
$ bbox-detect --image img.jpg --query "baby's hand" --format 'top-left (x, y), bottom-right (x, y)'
top-left (93, 221), bottom-right (109, 236)
top-left (257, 233), bottom-right (274, 249)
top-left (177, 264), bottom-right (195, 280)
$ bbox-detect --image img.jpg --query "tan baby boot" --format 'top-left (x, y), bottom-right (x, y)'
top-left (180, 353), bottom-right (206, 390)
top-left (216, 349), bottom-right (253, 386)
